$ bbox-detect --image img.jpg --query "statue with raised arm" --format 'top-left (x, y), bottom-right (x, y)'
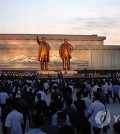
top-left (37, 36), bottom-right (50, 70)
top-left (59, 38), bottom-right (73, 70)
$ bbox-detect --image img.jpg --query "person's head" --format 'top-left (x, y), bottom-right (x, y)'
top-left (53, 85), bottom-right (58, 91)
top-left (57, 111), bottom-right (66, 126)
top-left (37, 93), bottom-right (41, 100)
top-left (76, 91), bottom-right (82, 99)
top-left (113, 122), bottom-right (120, 134)
top-left (0, 85), bottom-right (5, 92)
top-left (64, 94), bottom-right (73, 106)
top-left (83, 91), bottom-right (88, 97)
top-left (30, 114), bottom-right (43, 128)
top-left (97, 87), bottom-right (102, 93)
top-left (93, 92), bottom-right (100, 101)
top-left (11, 100), bottom-right (18, 110)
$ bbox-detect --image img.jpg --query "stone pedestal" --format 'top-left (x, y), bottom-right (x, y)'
top-left (37, 70), bottom-right (77, 76)
top-left (37, 70), bottom-right (57, 75)
top-left (60, 70), bottom-right (77, 75)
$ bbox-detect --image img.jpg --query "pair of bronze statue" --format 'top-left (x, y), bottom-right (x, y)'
top-left (37, 36), bottom-right (73, 70)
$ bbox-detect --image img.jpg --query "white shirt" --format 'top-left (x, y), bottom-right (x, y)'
top-left (102, 84), bottom-right (108, 94)
top-left (43, 82), bottom-right (49, 90)
top-left (0, 92), bottom-right (9, 104)
top-left (5, 110), bottom-right (24, 134)
top-left (25, 128), bottom-right (46, 134)
top-left (82, 97), bottom-right (92, 117)
top-left (108, 84), bottom-right (113, 92)
top-left (88, 100), bottom-right (105, 128)
top-left (92, 85), bottom-right (99, 93)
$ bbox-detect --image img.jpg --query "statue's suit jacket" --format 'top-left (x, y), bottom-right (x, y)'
top-left (59, 43), bottom-right (73, 59)
top-left (38, 42), bottom-right (50, 62)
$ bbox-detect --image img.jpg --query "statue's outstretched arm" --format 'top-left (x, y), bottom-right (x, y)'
top-left (36, 35), bottom-right (40, 45)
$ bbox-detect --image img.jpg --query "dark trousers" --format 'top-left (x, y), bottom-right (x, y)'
top-left (108, 91), bottom-right (113, 99)
top-left (93, 127), bottom-right (101, 134)
top-left (105, 94), bottom-right (109, 104)
top-left (113, 94), bottom-right (120, 103)
top-left (22, 117), bottom-right (27, 134)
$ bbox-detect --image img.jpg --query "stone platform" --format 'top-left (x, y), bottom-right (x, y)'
top-left (60, 70), bottom-right (77, 75)
top-left (37, 70), bottom-right (57, 75)
top-left (37, 70), bottom-right (77, 75)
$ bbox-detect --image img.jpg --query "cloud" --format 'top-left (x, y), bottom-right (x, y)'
top-left (65, 16), bottom-right (120, 29)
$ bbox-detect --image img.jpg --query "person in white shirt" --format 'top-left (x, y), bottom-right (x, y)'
top-left (107, 82), bottom-right (113, 100)
top-left (87, 92), bottom-right (105, 134)
top-left (92, 80), bottom-right (99, 93)
top-left (0, 88), bottom-right (9, 106)
top-left (43, 81), bottom-right (49, 95)
top-left (85, 81), bottom-right (92, 99)
top-left (82, 92), bottom-right (92, 117)
top-left (5, 100), bottom-right (24, 134)
top-left (102, 82), bottom-right (109, 103)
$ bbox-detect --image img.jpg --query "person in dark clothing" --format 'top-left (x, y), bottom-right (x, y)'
top-left (49, 95), bottom-right (59, 115)
top-left (74, 91), bottom-right (86, 119)
top-left (97, 88), bottom-right (106, 107)
top-left (63, 94), bottom-right (79, 128)
top-left (17, 96), bottom-right (30, 134)
top-left (34, 93), bottom-right (48, 114)
top-left (113, 121), bottom-right (120, 134)
top-left (75, 119), bottom-right (92, 134)
top-left (97, 88), bottom-right (110, 133)
top-left (1, 98), bottom-right (12, 134)
top-left (26, 114), bottom-right (45, 134)
top-left (41, 110), bottom-right (59, 134)
top-left (57, 111), bottom-right (74, 134)
top-left (51, 85), bottom-right (60, 101)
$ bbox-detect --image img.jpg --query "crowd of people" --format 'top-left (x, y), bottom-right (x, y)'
top-left (0, 71), bottom-right (120, 134)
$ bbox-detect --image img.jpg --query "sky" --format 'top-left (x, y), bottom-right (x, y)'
top-left (0, 0), bottom-right (120, 45)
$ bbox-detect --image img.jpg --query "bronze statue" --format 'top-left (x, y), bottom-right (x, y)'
top-left (59, 38), bottom-right (73, 70)
top-left (37, 36), bottom-right (50, 70)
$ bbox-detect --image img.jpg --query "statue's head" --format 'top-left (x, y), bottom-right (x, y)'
top-left (41, 37), bottom-right (46, 42)
top-left (64, 38), bottom-right (67, 43)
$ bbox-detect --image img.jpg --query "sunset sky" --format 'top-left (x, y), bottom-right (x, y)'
top-left (0, 0), bottom-right (120, 45)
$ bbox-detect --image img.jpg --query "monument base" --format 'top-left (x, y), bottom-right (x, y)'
top-left (37, 70), bottom-right (57, 75)
top-left (37, 70), bottom-right (77, 75)
top-left (60, 70), bottom-right (77, 75)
